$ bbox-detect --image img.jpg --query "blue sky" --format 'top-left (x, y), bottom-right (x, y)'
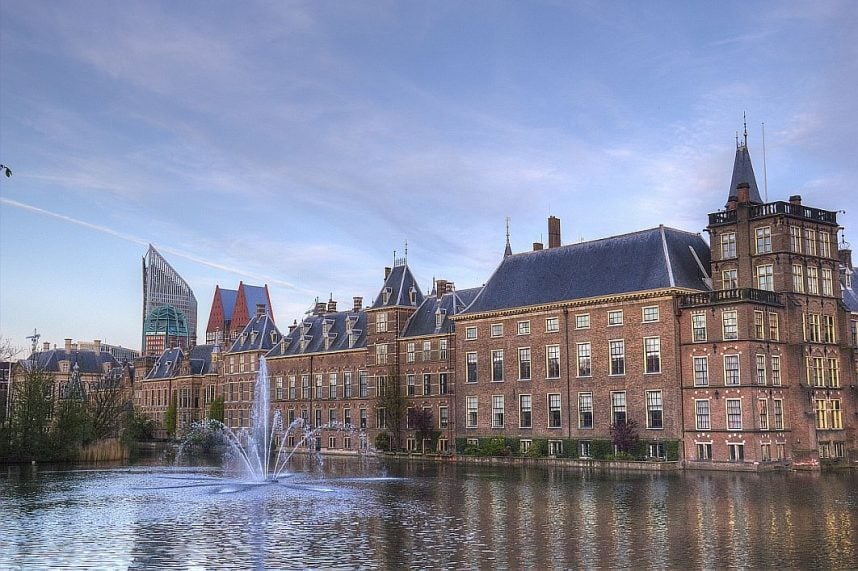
top-left (1, 1), bottom-right (856, 354)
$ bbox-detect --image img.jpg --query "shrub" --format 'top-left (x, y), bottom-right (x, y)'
top-left (526, 439), bottom-right (548, 458)
top-left (455, 437), bottom-right (468, 455)
top-left (665, 440), bottom-right (680, 461)
top-left (591, 440), bottom-right (613, 460)
top-left (374, 431), bottom-right (391, 451)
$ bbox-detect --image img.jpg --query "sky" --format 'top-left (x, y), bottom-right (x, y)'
top-left (1, 1), bottom-right (857, 355)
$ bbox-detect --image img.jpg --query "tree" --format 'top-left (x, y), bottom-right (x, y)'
top-left (8, 365), bottom-right (55, 460)
top-left (52, 398), bottom-right (92, 460)
top-left (377, 367), bottom-right (407, 451)
top-left (164, 392), bottom-right (178, 438)
top-left (87, 374), bottom-right (131, 440)
top-left (408, 407), bottom-right (436, 453)
top-left (610, 419), bottom-right (641, 456)
top-left (208, 395), bottom-right (225, 423)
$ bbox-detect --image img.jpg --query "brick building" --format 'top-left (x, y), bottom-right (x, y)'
top-left (205, 282), bottom-right (274, 345)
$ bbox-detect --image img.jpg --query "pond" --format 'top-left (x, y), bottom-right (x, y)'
top-left (1, 456), bottom-right (856, 569)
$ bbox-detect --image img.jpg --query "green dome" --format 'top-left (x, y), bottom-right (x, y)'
top-left (144, 305), bottom-right (189, 337)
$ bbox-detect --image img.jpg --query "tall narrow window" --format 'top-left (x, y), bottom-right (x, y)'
top-left (695, 400), bottom-right (710, 430)
top-left (758, 399), bottom-right (769, 430)
top-left (804, 228), bottom-right (817, 256)
top-left (578, 393), bottom-right (593, 429)
top-left (815, 399), bottom-right (828, 429)
top-left (827, 358), bottom-right (840, 388)
top-left (439, 339), bottom-right (448, 360)
top-left (329, 373), bottom-right (337, 399)
top-left (831, 400), bottom-right (842, 429)
top-left (822, 268), bottom-right (834, 296)
top-left (644, 337), bottom-right (661, 373)
top-left (773, 399), bottom-right (784, 430)
top-left (724, 355), bottom-right (740, 385)
top-left (576, 342), bottom-right (591, 377)
top-left (466, 396), bottom-right (478, 428)
top-left (726, 399), bottom-right (742, 430)
top-left (439, 373), bottom-right (448, 395)
top-left (423, 373), bottom-right (431, 396)
top-left (548, 394), bottom-right (562, 428)
top-left (609, 340), bottom-right (625, 375)
top-left (519, 395), bottom-right (532, 428)
top-left (755, 354), bottom-right (767, 385)
top-left (820, 231), bottom-right (831, 258)
top-left (422, 341), bottom-right (431, 361)
top-left (790, 226), bottom-right (802, 253)
top-left (466, 352), bottom-right (477, 383)
top-left (793, 265), bottom-right (805, 293)
top-left (824, 315), bottom-right (836, 343)
top-left (376, 312), bottom-right (388, 333)
top-left (755, 226), bottom-right (772, 254)
top-left (692, 313), bottom-right (707, 342)
top-left (491, 395), bottom-right (505, 428)
top-left (768, 314), bottom-right (779, 341)
top-left (646, 390), bottom-right (663, 429)
top-left (722, 310), bottom-right (738, 340)
top-left (518, 347), bottom-right (532, 380)
top-left (722, 269), bottom-right (738, 290)
top-left (754, 311), bottom-right (765, 339)
top-left (407, 374), bottom-right (416, 396)
top-left (343, 372), bottom-right (352, 398)
top-left (546, 345), bottom-right (561, 378)
top-left (721, 232), bottom-right (737, 259)
top-left (611, 392), bottom-right (627, 424)
top-left (771, 356), bottom-right (781, 386)
top-left (491, 350), bottom-right (504, 382)
top-left (756, 264), bottom-right (774, 291)
top-left (406, 342), bottom-right (415, 363)
top-left (807, 266), bottom-right (819, 295)
top-left (693, 356), bottom-right (709, 387)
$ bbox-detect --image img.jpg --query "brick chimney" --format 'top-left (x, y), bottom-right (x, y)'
top-left (435, 279), bottom-right (448, 296)
top-left (548, 216), bottom-right (561, 248)
top-left (353, 296), bottom-right (363, 312)
top-left (789, 194), bottom-right (802, 206)
top-left (314, 302), bottom-right (326, 315)
top-left (736, 182), bottom-right (750, 204)
top-left (384, 267), bottom-right (392, 280)
top-left (43, 341), bottom-right (51, 351)
top-left (839, 248), bottom-right (853, 270)
top-left (64, 338), bottom-right (72, 352)
top-left (94, 339), bottom-right (102, 352)
top-left (256, 303), bottom-right (266, 318)
top-left (288, 319), bottom-right (298, 333)
top-left (327, 298), bottom-right (337, 313)
top-left (533, 242), bottom-right (543, 251)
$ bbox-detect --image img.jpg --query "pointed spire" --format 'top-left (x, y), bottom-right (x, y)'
top-left (504, 217), bottom-right (512, 257)
top-left (727, 119), bottom-right (763, 206)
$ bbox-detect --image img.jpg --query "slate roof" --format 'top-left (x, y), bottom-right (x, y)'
top-left (219, 288), bottom-right (239, 321)
top-left (145, 345), bottom-right (218, 380)
top-left (242, 284), bottom-right (271, 316)
top-left (228, 314), bottom-right (282, 353)
top-left (370, 264), bottom-right (424, 309)
top-left (22, 348), bottom-right (118, 374)
top-left (841, 267), bottom-right (858, 313)
top-left (267, 310), bottom-right (367, 357)
top-left (462, 226), bottom-right (711, 314)
top-left (728, 144), bottom-right (763, 205)
top-left (402, 287), bottom-right (482, 337)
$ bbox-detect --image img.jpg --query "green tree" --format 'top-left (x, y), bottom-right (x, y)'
top-left (51, 399), bottom-right (92, 461)
top-left (8, 365), bottom-right (55, 460)
top-left (164, 392), bottom-right (178, 438)
top-left (208, 395), bottom-right (225, 423)
top-left (377, 367), bottom-right (406, 451)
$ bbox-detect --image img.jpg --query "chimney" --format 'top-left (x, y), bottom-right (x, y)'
top-left (256, 303), bottom-right (266, 318)
top-left (446, 282), bottom-right (454, 293)
top-left (353, 296), bottom-right (363, 312)
top-left (327, 299), bottom-right (337, 313)
top-left (736, 183), bottom-right (750, 204)
top-left (94, 339), bottom-right (102, 352)
top-left (314, 302), bottom-right (326, 315)
top-left (839, 248), bottom-right (853, 270)
top-left (435, 279), bottom-right (448, 296)
top-left (533, 242), bottom-right (543, 251)
top-left (288, 319), bottom-right (298, 333)
top-left (43, 341), bottom-right (51, 351)
top-left (64, 338), bottom-right (72, 352)
top-left (726, 195), bottom-right (738, 211)
top-left (384, 267), bottom-right (392, 280)
top-left (548, 216), bottom-right (561, 248)
top-left (789, 194), bottom-right (802, 206)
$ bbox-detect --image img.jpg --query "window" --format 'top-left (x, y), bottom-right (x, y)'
top-left (548, 394), bottom-right (562, 428)
top-left (439, 406), bottom-right (449, 429)
top-left (831, 400), bottom-right (842, 429)
top-left (376, 312), bottom-right (388, 333)
top-left (822, 269), bottom-right (834, 296)
top-left (771, 356), bottom-right (781, 386)
top-left (377, 375), bottom-right (387, 397)
top-left (546, 345), bottom-right (561, 378)
top-left (422, 341), bottom-right (431, 361)
top-left (578, 392), bottom-right (593, 429)
top-left (545, 317), bottom-right (559, 333)
top-left (820, 231), bottom-right (831, 258)
top-left (315, 374), bottom-right (324, 399)
top-left (492, 395), bottom-right (505, 428)
top-left (314, 409), bottom-right (322, 429)
top-left (435, 311), bottom-right (444, 329)
top-left (519, 395), bottom-right (532, 428)
top-left (548, 440), bottom-right (563, 456)
top-left (724, 355), bottom-right (740, 386)
top-left (729, 443), bottom-right (745, 462)
top-left (608, 310), bottom-right (624, 326)
top-left (491, 350), bottom-right (504, 382)
top-left (609, 340), bottom-right (625, 375)
top-left (421, 374), bottom-right (430, 396)
top-left (329, 408), bottom-right (337, 425)
top-left (754, 311), bottom-right (765, 339)
top-left (517, 321), bottom-right (530, 335)
top-left (344, 371), bottom-right (352, 398)
top-left (302, 374), bottom-right (310, 399)
top-left (491, 323), bottom-right (503, 337)
top-left (648, 442), bottom-right (666, 459)
top-left (827, 358), bottom-right (840, 388)
top-left (643, 306), bottom-right (660, 323)
top-left (808, 357), bottom-right (824, 387)
top-left (758, 399), bottom-right (769, 430)
top-left (722, 269), bottom-right (738, 290)
top-left (790, 226), bottom-right (802, 253)
top-left (520, 440), bottom-right (532, 454)
top-left (815, 399), bottom-right (828, 429)
top-left (289, 376), bottom-right (297, 399)
top-left (806, 314), bottom-right (821, 343)
top-left (755, 354), bottom-right (766, 385)
top-left (773, 399), bottom-right (784, 430)
top-left (518, 347), bottom-right (532, 380)
top-left (692, 313), bottom-right (707, 342)
top-left (726, 398), bottom-right (742, 430)
top-left (807, 266), bottom-right (819, 295)
top-left (329, 373), bottom-right (337, 399)
top-left (359, 371), bottom-right (368, 398)
top-left (275, 376), bottom-right (284, 400)
top-left (695, 400), bottom-right (710, 430)
top-left (407, 374), bottom-right (416, 396)
top-left (644, 337), bottom-right (661, 374)
top-left (359, 408), bottom-right (367, 429)
top-left (406, 342), bottom-right (415, 363)
top-left (466, 396), bottom-right (478, 428)
top-left (576, 342), bottom-right (591, 377)
top-left (343, 408), bottom-right (351, 428)
top-left (646, 390), bottom-right (663, 429)
top-left (853, 319), bottom-right (858, 347)
top-left (439, 339), bottom-right (448, 360)
top-left (611, 392), bottom-right (627, 424)
top-left (805, 228), bottom-right (817, 256)
top-left (466, 326), bottom-right (477, 340)
top-left (756, 264), bottom-right (774, 291)
top-left (693, 356), bottom-right (709, 387)
top-left (824, 315), bottom-right (836, 343)
top-left (466, 352), bottom-right (477, 383)
top-left (721, 232), bottom-right (737, 259)
top-left (696, 442), bottom-right (712, 460)
top-left (755, 226), bottom-right (772, 254)
top-left (376, 344), bottom-right (388, 365)
top-left (722, 310), bottom-right (738, 340)
top-left (575, 313), bottom-right (590, 329)
top-left (376, 407), bottom-right (387, 429)
top-left (579, 441), bottom-right (592, 458)
top-left (768, 314), bottom-right (779, 341)
top-left (439, 373), bottom-right (448, 395)
top-left (793, 265), bottom-right (805, 293)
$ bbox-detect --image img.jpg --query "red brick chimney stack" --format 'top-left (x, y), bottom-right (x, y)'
top-left (548, 216), bottom-right (561, 248)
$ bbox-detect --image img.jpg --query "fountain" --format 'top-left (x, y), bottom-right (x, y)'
top-left (180, 356), bottom-right (371, 482)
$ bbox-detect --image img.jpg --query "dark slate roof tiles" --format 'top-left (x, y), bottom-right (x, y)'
top-left (145, 344), bottom-right (218, 380)
top-left (228, 314), bottom-right (282, 353)
top-left (402, 286), bottom-right (482, 338)
top-left (728, 145), bottom-right (763, 204)
top-left (219, 288), bottom-right (239, 321)
top-left (370, 264), bottom-right (424, 309)
top-left (267, 311), bottom-right (367, 357)
top-left (23, 349), bottom-right (118, 374)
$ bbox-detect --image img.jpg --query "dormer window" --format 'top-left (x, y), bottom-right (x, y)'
top-left (382, 287), bottom-right (392, 304)
top-left (846, 269), bottom-right (853, 289)
top-left (240, 333), bottom-right (247, 345)
top-left (435, 309), bottom-right (446, 329)
top-left (409, 287), bottom-right (417, 305)
top-left (270, 330), bottom-right (279, 344)
top-left (250, 331), bottom-right (258, 344)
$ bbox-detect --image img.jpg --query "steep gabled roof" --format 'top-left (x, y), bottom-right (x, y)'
top-left (145, 345), bottom-right (218, 379)
top-left (146, 347), bottom-right (183, 379)
top-left (402, 287), bottom-right (482, 337)
top-left (241, 284), bottom-right (273, 320)
top-left (219, 288), bottom-right (239, 321)
top-left (370, 264), bottom-right (424, 309)
top-left (462, 226), bottom-right (711, 315)
top-left (728, 143), bottom-right (762, 205)
top-left (267, 310), bottom-right (367, 357)
top-left (228, 314), bottom-right (282, 353)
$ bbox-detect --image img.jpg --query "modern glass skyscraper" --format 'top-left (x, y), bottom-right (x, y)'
top-left (142, 245), bottom-right (197, 355)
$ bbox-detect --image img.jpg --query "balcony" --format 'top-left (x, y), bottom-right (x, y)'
top-left (749, 201), bottom-right (837, 224)
top-left (678, 288), bottom-right (784, 309)
top-left (708, 210), bottom-right (737, 226)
